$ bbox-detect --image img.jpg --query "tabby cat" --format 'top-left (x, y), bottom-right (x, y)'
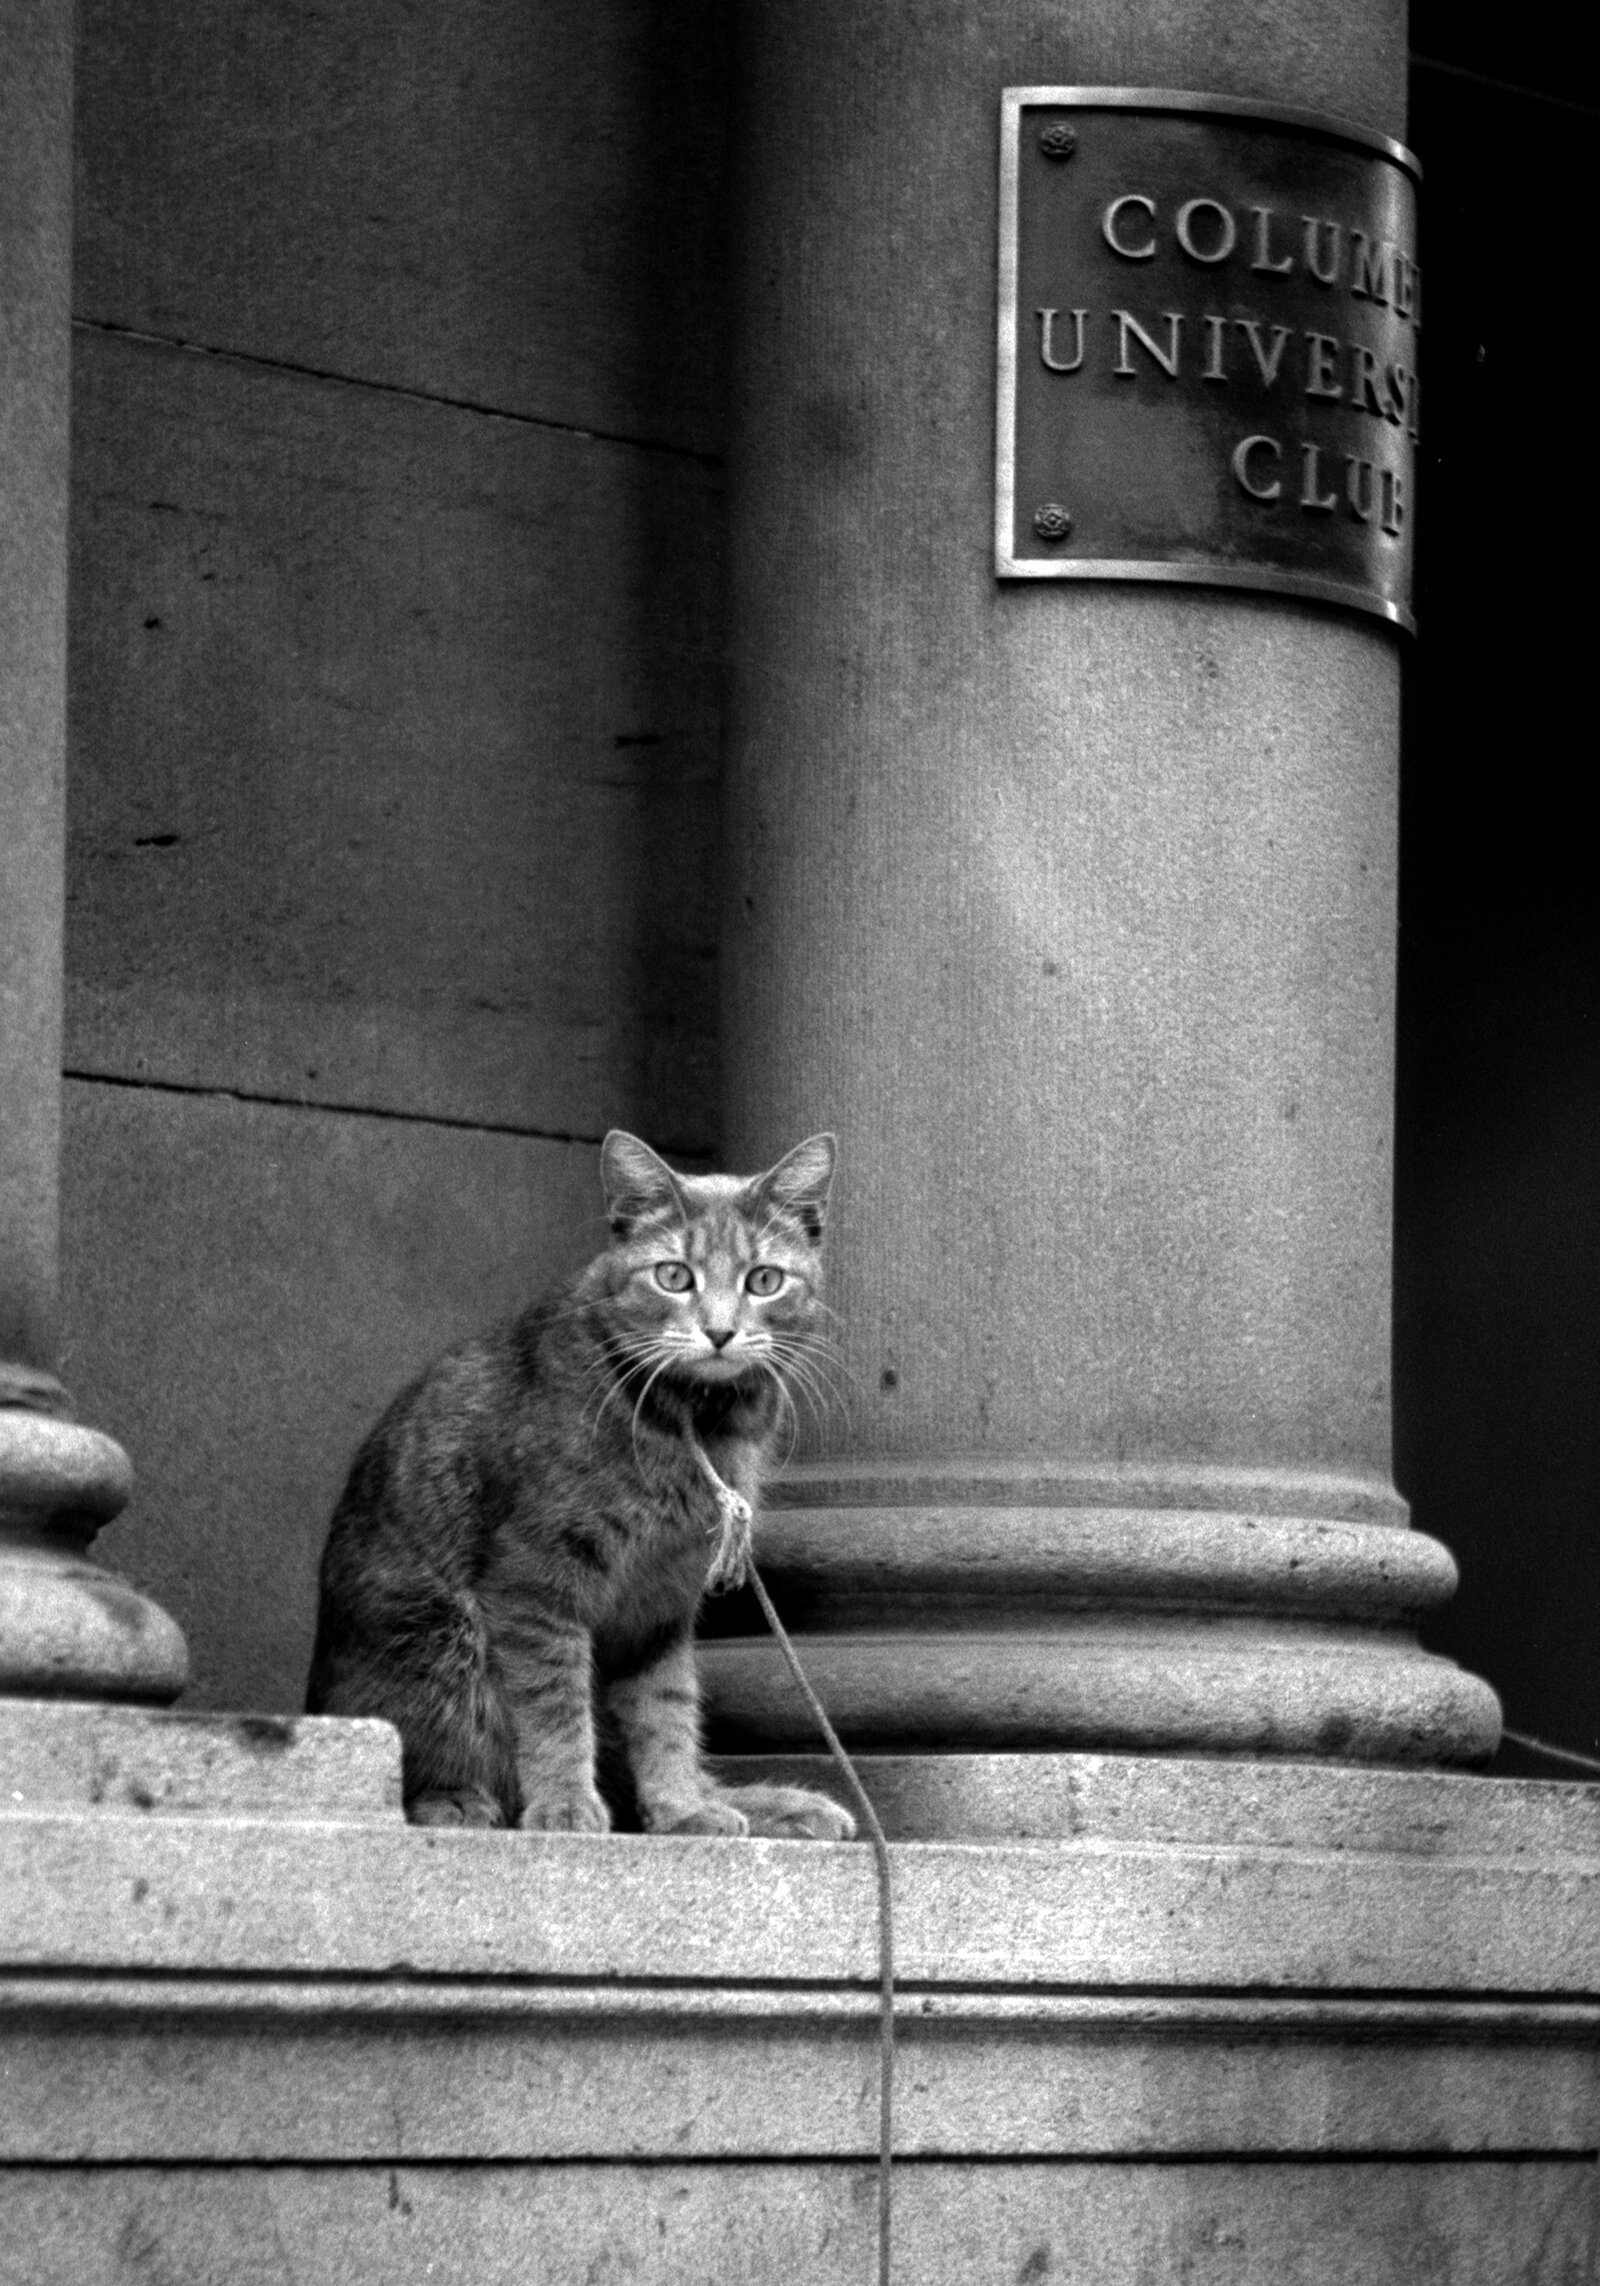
top-left (306, 1129), bottom-right (854, 1841)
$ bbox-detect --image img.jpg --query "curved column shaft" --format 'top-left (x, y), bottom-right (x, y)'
top-left (1, 0), bottom-right (187, 1703)
top-left (1, 0), bottom-right (72, 1390)
top-left (707, 0), bottom-right (1498, 1784)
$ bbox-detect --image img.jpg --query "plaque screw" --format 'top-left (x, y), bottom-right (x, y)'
top-left (1038, 122), bottom-right (1077, 160)
top-left (1033, 502), bottom-right (1073, 542)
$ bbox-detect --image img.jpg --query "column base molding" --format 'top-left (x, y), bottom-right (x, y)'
top-left (702, 1621), bottom-right (1498, 1766)
top-left (0, 1407), bottom-right (188, 1701)
top-left (701, 1462), bottom-right (1501, 1769)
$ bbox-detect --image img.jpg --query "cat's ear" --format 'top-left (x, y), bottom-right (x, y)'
top-left (755, 1133), bottom-right (837, 1242)
top-left (600, 1131), bottom-right (686, 1234)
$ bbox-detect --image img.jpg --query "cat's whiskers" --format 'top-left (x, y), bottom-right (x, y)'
top-left (768, 1328), bottom-right (854, 1421)
top-left (581, 1331), bottom-right (674, 1446)
top-left (798, 1328), bottom-right (857, 1405)
top-left (770, 1358), bottom-right (852, 1449)
top-left (569, 1315), bottom-right (671, 1438)
top-left (762, 1365), bottom-right (805, 1466)
top-left (627, 1354), bottom-right (683, 1476)
top-left (772, 1364), bottom-right (834, 1446)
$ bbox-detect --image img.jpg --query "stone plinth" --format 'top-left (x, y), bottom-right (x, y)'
top-left (0, 1698), bottom-right (399, 1821)
top-left (1, 1740), bottom-right (1597, 2279)
top-left (1, 2163), bottom-right (1589, 2286)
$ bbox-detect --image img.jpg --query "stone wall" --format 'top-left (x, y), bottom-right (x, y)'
top-left (58, 0), bottom-right (731, 1709)
top-left (49, 1), bottom-right (1600, 1775)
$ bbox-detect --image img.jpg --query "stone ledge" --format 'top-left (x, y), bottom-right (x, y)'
top-left (2, 1976), bottom-right (1597, 2162)
top-left (3, 1794), bottom-right (1599, 1990)
top-left (0, 1699), bottom-right (402, 1822)
top-left (712, 1749), bottom-right (1600, 1853)
top-left (1, 1734), bottom-right (1596, 2275)
top-left (6, 2159), bottom-right (1593, 2286)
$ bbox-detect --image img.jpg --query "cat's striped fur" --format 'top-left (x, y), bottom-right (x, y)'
top-left (306, 1130), bottom-right (853, 1840)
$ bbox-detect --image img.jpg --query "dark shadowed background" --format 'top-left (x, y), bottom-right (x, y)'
top-left (1399, 17), bottom-right (1599, 1767)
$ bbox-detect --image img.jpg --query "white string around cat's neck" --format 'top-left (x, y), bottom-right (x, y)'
top-left (688, 1431), bottom-right (896, 2286)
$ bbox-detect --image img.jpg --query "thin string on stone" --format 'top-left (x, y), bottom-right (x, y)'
top-left (744, 1557), bottom-right (895, 2286)
top-left (688, 1435), bottom-right (895, 2286)
top-left (1500, 1726), bottom-right (1600, 1778)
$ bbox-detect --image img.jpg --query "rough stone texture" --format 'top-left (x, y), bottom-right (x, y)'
top-left (7, 1979), bottom-right (1599, 2162)
top-left (723, 0), bottom-right (1403, 1478)
top-left (0, 0), bottom-right (72, 1373)
top-left (59, 0), bottom-right (728, 1716)
top-left (702, 1626), bottom-right (1498, 1762)
top-left (0, 1402), bottom-right (129, 1520)
top-left (0, 1414), bottom-right (186, 1700)
top-left (2, 2160), bottom-right (1590, 2286)
top-left (0, 1741), bottom-right (1594, 2277)
top-left (726, 580), bottom-right (1400, 1479)
top-left (708, 0), bottom-right (1474, 1762)
top-left (0, 1699), bottom-right (400, 1820)
top-left (1, 0), bottom-right (192, 1710)
top-left (73, 0), bottom-right (733, 455)
top-left (66, 327), bottom-right (722, 1147)
top-left (4, 1763), bottom-right (1599, 1992)
top-left (712, 1747), bottom-right (1600, 1849)
top-left (702, 1490), bottom-right (1500, 1764)
top-left (0, 1527), bottom-right (187, 1702)
top-left (59, 1083), bottom-right (605, 1711)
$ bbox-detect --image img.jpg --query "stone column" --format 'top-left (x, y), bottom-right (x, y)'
top-left (704, 0), bottom-right (1500, 1816)
top-left (1, 0), bottom-right (186, 1703)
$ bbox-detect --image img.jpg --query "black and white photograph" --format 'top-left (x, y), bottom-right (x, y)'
top-left (1, 1), bottom-right (1595, 2276)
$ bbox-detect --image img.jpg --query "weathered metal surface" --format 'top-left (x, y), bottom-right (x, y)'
top-left (997, 90), bottom-right (1420, 628)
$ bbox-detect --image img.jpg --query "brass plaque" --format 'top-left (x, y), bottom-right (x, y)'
top-left (996, 89), bottom-right (1421, 630)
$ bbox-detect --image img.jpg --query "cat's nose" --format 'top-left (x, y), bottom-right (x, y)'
top-left (706, 1328), bottom-right (735, 1350)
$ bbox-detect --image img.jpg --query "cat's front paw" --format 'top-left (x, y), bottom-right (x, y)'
top-left (722, 1781), bottom-right (857, 1841)
top-left (651, 1796), bottom-right (751, 1838)
top-left (517, 1782), bottom-right (612, 1834)
top-left (408, 1788), bottom-right (507, 1829)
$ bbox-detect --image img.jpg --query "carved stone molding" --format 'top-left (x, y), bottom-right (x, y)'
top-left (0, 1409), bottom-right (187, 1701)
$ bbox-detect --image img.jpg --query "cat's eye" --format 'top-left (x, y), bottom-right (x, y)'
top-left (745, 1265), bottom-right (785, 1297)
top-left (654, 1262), bottom-right (694, 1293)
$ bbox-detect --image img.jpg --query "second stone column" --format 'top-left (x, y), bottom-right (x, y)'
top-left (701, 0), bottom-right (1499, 1818)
